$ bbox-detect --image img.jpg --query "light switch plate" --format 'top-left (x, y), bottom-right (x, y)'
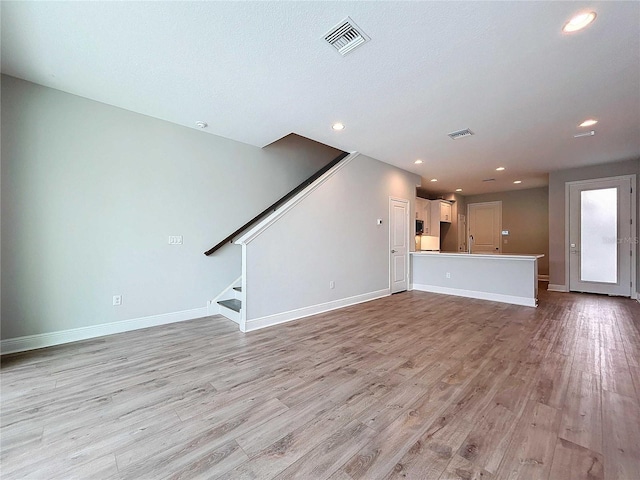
top-left (168, 235), bottom-right (183, 245)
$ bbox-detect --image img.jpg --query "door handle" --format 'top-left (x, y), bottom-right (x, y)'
top-left (391, 249), bottom-right (397, 253)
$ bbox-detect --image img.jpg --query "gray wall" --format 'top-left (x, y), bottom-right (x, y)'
top-left (245, 154), bottom-right (420, 322)
top-left (548, 159), bottom-right (640, 286)
top-left (464, 187), bottom-right (549, 276)
top-left (1, 75), bottom-right (341, 340)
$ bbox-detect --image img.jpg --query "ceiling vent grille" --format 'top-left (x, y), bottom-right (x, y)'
top-left (483, 178), bottom-right (496, 182)
top-left (448, 128), bottom-right (474, 140)
top-left (324, 17), bottom-right (370, 56)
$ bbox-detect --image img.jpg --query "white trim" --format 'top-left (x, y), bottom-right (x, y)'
top-left (412, 283), bottom-right (536, 307)
top-left (538, 274), bottom-right (549, 282)
top-left (208, 275), bottom-right (244, 316)
top-left (206, 300), bottom-right (220, 316)
top-left (240, 247), bottom-right (248, 332)
top-left (244, 288), bottom-right (389, 332)
top-left (389, 196), bottom-right (410, 294)
top-left (235, 152), bottom-right (359, 246)
top-left (547, 284), bottom-right (568, 292)
top-left (218, 303), bottom-right (241, 324)
top-left (0, 307), bottom-right (209, 355)
top-left (212, 276), bottom-right (242, 303)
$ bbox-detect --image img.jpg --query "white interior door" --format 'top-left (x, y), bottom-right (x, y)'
top-left (468, 202), bottom-right (502, 254)
top-left (568, 176), bottom-right (633, 296)
top-left (390, 198), bottom-right (409, 293)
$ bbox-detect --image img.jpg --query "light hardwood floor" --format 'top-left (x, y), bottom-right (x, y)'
top-left (2, 286), bottom-right (640, 479)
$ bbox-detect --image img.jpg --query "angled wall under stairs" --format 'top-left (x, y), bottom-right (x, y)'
top-left (231, 152), bottom-right (420, 332)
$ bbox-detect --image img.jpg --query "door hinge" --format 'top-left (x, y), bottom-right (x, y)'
top-left (631, 187), bottom-right (633, 194)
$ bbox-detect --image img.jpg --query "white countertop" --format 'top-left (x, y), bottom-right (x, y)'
top-left (411, 251), bottom-right (544, 260)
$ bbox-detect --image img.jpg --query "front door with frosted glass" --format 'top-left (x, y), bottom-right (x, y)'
top-left (569, 176), bottom-right (633, 296)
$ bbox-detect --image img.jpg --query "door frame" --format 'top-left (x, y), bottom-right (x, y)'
top-left (389, 196), bottom-right (410, 293)
top-left (564, 174), bottom-right (636, 297)
top-left (467, 201), bottom-right (503, 254)
top-left (458, 213), bottom-right (466, 252)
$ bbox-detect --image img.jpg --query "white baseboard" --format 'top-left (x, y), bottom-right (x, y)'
top-left (538, 274), bottom-right (549, 282)
top-left (547, 284), bottom-right (568, 292)
top-left (207, 300), bottom-right (221, 316)
top-left (412, 283), bottom-right (537, 307)
top-left (1, 307), bottom-right (209, 355)
top-left (244, 289), bottom-right (390, 332)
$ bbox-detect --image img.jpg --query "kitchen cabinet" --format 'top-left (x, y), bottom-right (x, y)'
top-left (430, 200), bottom-right (453, 232)
top-left (440, 201), bottom-right (452, 223)
top-left (415, 198), bottom-right (431, 234)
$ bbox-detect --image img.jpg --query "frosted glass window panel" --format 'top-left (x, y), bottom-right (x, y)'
top-left (581, 188), bottom-right (617, 283)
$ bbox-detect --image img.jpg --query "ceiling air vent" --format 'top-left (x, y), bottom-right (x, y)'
top-left (483, 178), bottom-right (496, 182)
top-left (448, 128), bottom-right (474, 140)
top-left (324, 17), bottom-right (370, 56)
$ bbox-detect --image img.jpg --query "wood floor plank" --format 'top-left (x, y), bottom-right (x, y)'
top-left (456, 403), bottom-right (515, 474)
top-left (601, 390), bottom-right (640, 480)
top-left (272, 420), bottom-right (377, 480)
top-left (493, 401), bottom-right (561, 480)
top-left (343, 382), bottom-right (459, 480)
top-left (438, 454), bottom-right (494, 480)
top-left (600, 347), bottom-right (637, 399)
top-left (531, 351), bottom-right (573, 409)
top-left (2, 286), bottom-right (640, 479)
top-left (380, 358), bottom-right (513, 479)
top-left (559, 370), bottom-right (603, 453)
top-left (548, 437), bottom-right (604, 480)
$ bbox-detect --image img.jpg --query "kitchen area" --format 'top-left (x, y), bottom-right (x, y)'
top-left (411, 191), bottom-right (545, 307)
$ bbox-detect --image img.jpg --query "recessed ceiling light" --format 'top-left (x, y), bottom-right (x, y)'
top-left (414, 159), bottom-right (423, 164)
top-left (563, 11), bottom-right (596, 33)
top-left (195, 121), bottom-right (208, 129)
top-left (579, 119), bottom-right (598, 127)
top-left (456, 188), bottom-right (463, 192)
top-left (430, 178), bottom-right (438, 182)
top-left (332, 123), bottom-right (345, 131)
top-left (496, 167), bottom-right (505, 171)
top-left (513, 180), bottom-right (522, 184)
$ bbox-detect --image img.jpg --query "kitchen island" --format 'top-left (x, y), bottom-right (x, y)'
top-left (411, 252), bottom-right (544, 307)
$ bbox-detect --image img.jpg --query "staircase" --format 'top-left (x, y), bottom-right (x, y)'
top-left (212, 279), bottom-right (243, 324)
top-left (206, 150), bottom-right (353, 331)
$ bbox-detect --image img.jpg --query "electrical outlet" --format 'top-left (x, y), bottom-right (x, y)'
top-left (168, 235), bottom-right (183, 245)
top-left (329, 281), bottom-right (335, 289)
top-left (113, 295), bottom-right (122, 306)
top-left (445, 272), bottom-right (451, 279)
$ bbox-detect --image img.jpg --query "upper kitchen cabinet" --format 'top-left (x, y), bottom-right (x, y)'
top-left (439, 200), bottom-right (452, 223)
top-left (431, 199), bottom-right (453, 226)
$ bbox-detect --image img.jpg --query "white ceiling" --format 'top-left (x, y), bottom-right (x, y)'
top-left (2, 1), bottom-right (639, 195)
